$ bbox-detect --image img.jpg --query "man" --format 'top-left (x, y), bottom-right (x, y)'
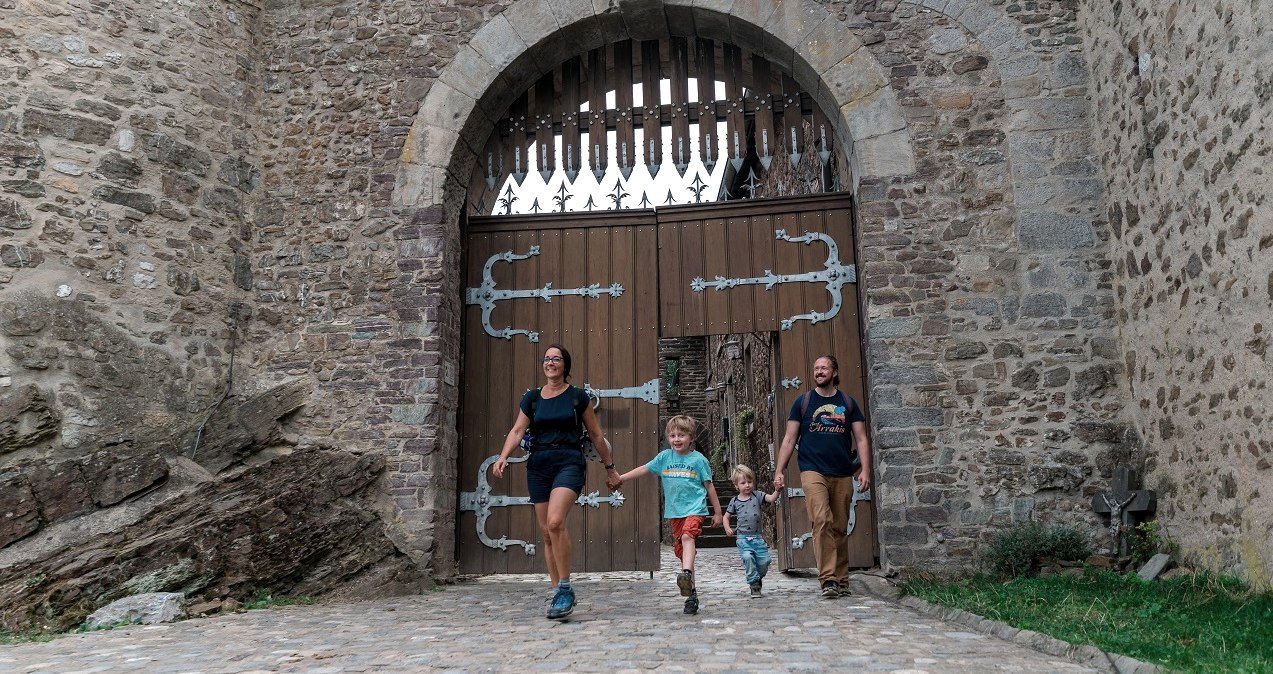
top-left (773, 355), bottom-right (872, 598)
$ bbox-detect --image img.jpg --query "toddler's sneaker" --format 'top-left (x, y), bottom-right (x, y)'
top-left (749, 582), bottom-right (762, 598)
top-left (676, 569), bottom-right (695, 597)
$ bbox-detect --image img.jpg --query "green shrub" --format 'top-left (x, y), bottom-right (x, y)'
top-left (984, 523), bottom-right (1090, 577)
top-left (1129, 520), bottom-right (1177, 564)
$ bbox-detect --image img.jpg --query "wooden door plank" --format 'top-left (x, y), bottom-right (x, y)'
top-left (681, 218), bottom-right (708, 336)
top-left (725, 213), bottom-right (756, 334)
top-left (634, 224), bottom-right (662, 571)
top-left (657, 218), bottom-right (684, 337)
top-left (702, 216), bottom-right (730, 336)
top-left (561, 56), bottom-right (583, 179)
top-left (694, 38), bottom-right (717, 166)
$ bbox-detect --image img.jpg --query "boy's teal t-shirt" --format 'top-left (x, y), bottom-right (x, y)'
top-left (644, 448), bottom-right (713, 518)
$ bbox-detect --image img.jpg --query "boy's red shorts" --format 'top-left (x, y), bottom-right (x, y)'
top-left (670, 515), bottom-right (705, 562)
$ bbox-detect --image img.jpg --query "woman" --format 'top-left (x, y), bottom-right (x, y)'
top-left (493, 343), bottom-right (620, 619)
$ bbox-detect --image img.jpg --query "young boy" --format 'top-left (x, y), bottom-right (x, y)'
top-left (722, 464), bottom-right (780, 598)
top-left (610, 415), bottom-right (722, 615)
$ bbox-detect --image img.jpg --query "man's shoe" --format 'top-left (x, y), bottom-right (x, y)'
top-left (749, 582), bottom-right (762, 598)
top-left (676, 569), bottom-right (695, 597)
top-left (546, 585), bottom-right (576, 619)
top-left (820, 580), bottom-right (839, 598)
top-left (683, 593), bottom-right (699, 614)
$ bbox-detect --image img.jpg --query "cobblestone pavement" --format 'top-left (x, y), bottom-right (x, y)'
top-left (1, 547), bottom-right (1097, 673)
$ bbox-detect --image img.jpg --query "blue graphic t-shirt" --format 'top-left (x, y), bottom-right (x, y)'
top-left (788, 390), bottom-right (865, 477)
top-left (644, 448), bottom-right (713, 518)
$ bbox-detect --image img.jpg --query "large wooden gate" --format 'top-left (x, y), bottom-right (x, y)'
top-left (458, 194), bottom-right (875, 574)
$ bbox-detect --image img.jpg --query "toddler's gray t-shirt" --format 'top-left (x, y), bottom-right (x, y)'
top-left (725, 492), bottom-right (771, 536)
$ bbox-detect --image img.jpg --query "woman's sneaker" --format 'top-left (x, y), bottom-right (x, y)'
top-left (547, 585), bottom-right (576, 619)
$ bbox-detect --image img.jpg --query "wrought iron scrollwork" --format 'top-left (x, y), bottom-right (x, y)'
top-left (465, 245), bottom-right (625, 342)
top-left (459, 453), bottom-right (627, 554)
top-left (691, 229), bottom-right (857, 330)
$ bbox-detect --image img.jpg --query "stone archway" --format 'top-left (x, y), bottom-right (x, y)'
top-left (396, 0), bottom-right (1113, 576)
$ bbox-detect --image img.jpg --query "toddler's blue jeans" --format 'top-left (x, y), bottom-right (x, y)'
top-left (736, 535), bottom-right (771, 584)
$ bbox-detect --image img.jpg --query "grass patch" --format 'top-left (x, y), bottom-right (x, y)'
top-left (0, 629), bottom-right (58, 645)
top-left (902, 569), bottom-right (1273, 674)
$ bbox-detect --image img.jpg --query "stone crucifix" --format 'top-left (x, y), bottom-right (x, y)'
top-left (1090, 465), bottom-right (1156, 556)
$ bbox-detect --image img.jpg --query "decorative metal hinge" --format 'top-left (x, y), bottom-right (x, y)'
top-left (583, 378), bottom-right (660, 408)
top-left (781, 377), bottom-right (802, 390)
top-left (460, 453), bottom-right (626, 553)
top-left (691, 229), bottom-right (856, 330)
top-left (788, 480), bottom-right (872, 549)
top-left (465, 245), bottom-right (625, 342)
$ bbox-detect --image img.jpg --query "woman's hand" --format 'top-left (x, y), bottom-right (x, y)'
top-left (492, 457), bottom-right (508, 478)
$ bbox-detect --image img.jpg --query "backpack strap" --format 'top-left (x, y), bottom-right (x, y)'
top-left (800, 391), bottom-right (811, 421)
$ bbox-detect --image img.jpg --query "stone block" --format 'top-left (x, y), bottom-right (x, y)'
top-left (616, 0), bottom-right (671, 40)
top-left (0, 134), bottom-right (44, 168)
top-left (438, 46), bottom-right (499, 102)
top-left (22, 110), bottom-right (114, 145)
top-left (820, 47), bottom-right (887, 114)
top-left (1, 244), bottom-right (45, 268)
top-left (874, 406), bottom-right (944, 429)
top-left (762, 0), bottom-right (830, 72)
top-left (872, 363), bottom-right (939, 385)
top-left (956, 2), bottom-right (999, 34)
top-left (690, 1), bottom-right (733, 42)
top-left (0, 477), bottom-right (39, 548)
top-left (794, 31), bottom-right (857, 106)
top-left (85, 592), bottom-right (185, 629)
top-left (504, 0), bottom-right (564, 54)
top-left (927, 27), bottom-right (968, 55)
top-left (843, 88), bottom-right (908, 142)
top-left (0, 197), bottom-right (32, 230)
top-left (870, 316), bottom-right (922, 338)
top-left (1137, 553), bottom-right (1172, 581)
top-left (468, 14), bottom-right (528, 72)
top-left (1009, 97), bottom-right (1090, 132)
top-left (1018, 211), bottom-right (1093, 249)
top-left (853, 129), bottom-right (915, 180)
top-left (83, 453), bottom-right (169, 507)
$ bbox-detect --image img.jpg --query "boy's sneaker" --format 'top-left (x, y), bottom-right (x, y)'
top-left (820, 580), bottom-right (839, 598)
top-left (683, 592), bottom-right (699, 615)
top-left (676, 569), bottom-right (695, 597)
top-left (547, 585), bottom-right (575, 619)
top-left (749, 582), bottom-right (762, 598)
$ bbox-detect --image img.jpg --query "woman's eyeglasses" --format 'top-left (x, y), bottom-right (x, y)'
top-left (542, 357), bottom-right (564, 363)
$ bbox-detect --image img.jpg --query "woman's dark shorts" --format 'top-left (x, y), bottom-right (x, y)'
top-left (526, 448), bottom-right (586, 503)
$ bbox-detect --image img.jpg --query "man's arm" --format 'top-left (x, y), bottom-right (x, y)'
top-left (773, 419), bottom-right (800, 489)
top-left (852, 420), bottom-right (872, 492)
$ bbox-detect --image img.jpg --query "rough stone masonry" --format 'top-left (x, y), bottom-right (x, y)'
top-left (0, 0), bottom-right (1268, 628)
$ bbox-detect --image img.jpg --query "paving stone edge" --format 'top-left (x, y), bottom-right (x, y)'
top-left (847, 573), bottom-right (1164, 674)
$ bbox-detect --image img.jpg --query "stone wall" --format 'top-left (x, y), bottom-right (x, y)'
top-left (1081, 0), bottom-right (1272, 588)
top-left (1, 0), bottom-right (264, 455)
top-left (11, 0), bottom-right (1265, 595)
top-left (833, 0), bottom-right (1127, 568)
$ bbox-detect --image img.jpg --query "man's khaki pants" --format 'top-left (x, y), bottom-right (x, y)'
top-left (800, 471), bottom-right (854, 583)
